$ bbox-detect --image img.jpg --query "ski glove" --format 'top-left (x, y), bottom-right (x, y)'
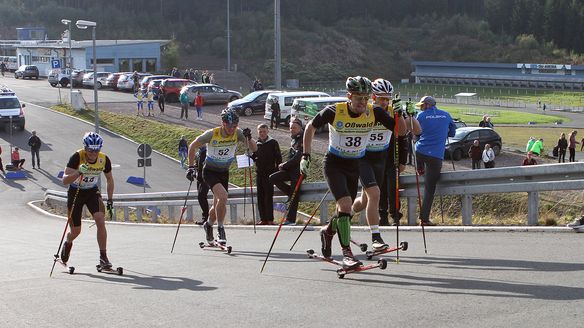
top-left (300, 153), bottom-right (311, 176)
top-left (78, 163), bottom-right (90, 175)
top-left (406, 101), bottom-right (416, 116)
top-left (242, 128), bottom-right (252, 140)
top-left (186, 165), bottom-right (197, 182)
top-left (106, 200), bottom-right (113, 219)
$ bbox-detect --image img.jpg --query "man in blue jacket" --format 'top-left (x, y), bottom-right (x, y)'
top-left (414, 96), bottom-right (456, 226)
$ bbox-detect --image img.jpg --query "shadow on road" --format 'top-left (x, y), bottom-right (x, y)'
top-left (74, 269), bottom-right (217, 292)
top-left (404, 255), bottom-right (584, 272)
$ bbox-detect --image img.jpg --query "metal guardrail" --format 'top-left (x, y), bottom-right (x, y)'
top-left (44, 163), bottom-right (584, 225)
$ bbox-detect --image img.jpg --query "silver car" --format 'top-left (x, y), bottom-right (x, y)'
top-left (183, 84), bottom-right (242, 105)
top-left (82, 72), bottom-right (110, 89)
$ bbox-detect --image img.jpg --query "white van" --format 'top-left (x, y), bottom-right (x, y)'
top-left (290, 96), bottom-right (348, 133)
top-left (264, 91), bottom-right (329, 127)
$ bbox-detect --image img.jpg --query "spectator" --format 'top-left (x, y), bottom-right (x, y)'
top-left (172, 67), bottom-right (181, 78)
top-left (270, 98), bottom-right (280, 129)
top-left (179, 87), bottom-right (189, 120)
top-left (269, 118), bottom-right (304, 225)
top-left (0, 145), bottom-right (6, 175)
top-left (195, 146), bottom-right (210, 225)
top-left (479, 115), bottom-right (493, 128)
top-left (209, 73), bottom-right (215, 84)
top-left (530, 138), bottom-right (544, 156)
top-left (543, 103), bottom-right (547, 111)
top-left (178, 135), bottom-right (188, 168)
top-left (146, 86), bottom-right (155, 117)
top-left (193, 70), bottom-right (200, 82)
top-left (11, 147), bottom-right (25, 169)
top-left (569, 130), bottom-right (579, 162)
top-left (414, 95), bottom-right (456, 226)
top-left (526, 137), bottom-right (536, 153)
top-left (27, 130), bottom-right (42, 169)
top-left (468, 139), bottom-right (482, 169)
top-left (131, 71), bottom-right (140, 93)
top-left (558, 132), bottom-right (568, 163)
top-left (158, 86), bottom-right (165, 114)
top-left (0, 61), bottom-right (6, 76)
top-left (482, 144), bottom-right (495, 168)
top-left (522, 151), bottom-right (537, 166)
top-left (183, 69), bottom-right (190, 80)
top-left (134, 89), bottom-right (144, 116)
top-left (194, 91), bottom-right (204, 121)
top-left (251, 124), bottom-right (282, 225)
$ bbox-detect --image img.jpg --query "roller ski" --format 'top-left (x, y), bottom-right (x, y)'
top-left (96, 257), bottom-right (123, 275)
top-left (53, 257), bottom-right (75, 275)
top-left (366, 241), bottom-right (409, 260)
top-left (567, 216), bottom-right (584, 232)
top-left (199, 223), bottom-right (232, 253)
top-left (306, 248), bottom-right (387, 279)
top-left (52, 241), bottom-right (75, 275)
top-left (350, 238), bottom-right (368, 252)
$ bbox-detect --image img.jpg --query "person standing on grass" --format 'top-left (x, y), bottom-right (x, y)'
top-left (557, 132), bottom-right (568, 163)
top-left (569, 130), bottom-right (579, 162)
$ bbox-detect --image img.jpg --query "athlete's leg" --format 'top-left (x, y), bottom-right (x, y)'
top-left (211, 183), bottom-right (228, 225)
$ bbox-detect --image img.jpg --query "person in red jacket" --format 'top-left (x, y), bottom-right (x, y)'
top-left (0, 145), bottom-right (6, 175)
top-left (195, 91), bottom-right (204, 121)
top-left (522, 151), bottom-right (537, 166)
top-left (11, 147), bottom-right (25, 169)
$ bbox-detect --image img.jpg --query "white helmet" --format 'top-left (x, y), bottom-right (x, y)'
top-left (371, 78), bottom-right (394, 95)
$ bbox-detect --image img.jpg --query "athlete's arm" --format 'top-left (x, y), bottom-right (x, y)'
top-left (237, 129), bottom-right (258, 152)
top-left (104, 156), bottom-right (114, 200)
top-left (188, 130), bottom-right (213, 167)
top-left (373, 106), bottom-right (395, 131)
top-left (303, 121), bottom-right (316, 155)
top-left (404, 116), bottom-right (421, 136)
top-left (63, 152), bottom-right (81, 185)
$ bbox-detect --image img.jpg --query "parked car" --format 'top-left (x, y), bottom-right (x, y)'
top-left (14, 65), bottom-right (39, 80)
top-left (71, 69), bottom-right (87, 87)
top-left (82, 72), bottom-right (110, 89)
top-left (445, 127), bottom-right (502, 161)
top-left (183, 83), bottom-right (242, 105)
top-left (453, 118), bottom-right (467, 129)
top-left (140, 75), bottom-right (173, 91)
top-left (263, 91), bottom-right (330, 126)
top-left (227, 90), bottom-right (279, 116)
top-left (105, 72), bottom-right (128, 90)
top-left (117, 72), bottom-right (151, 91)
top-left (147, 79), bottom-right (165, 99)
top-left (160, 78), bottom-right (197, 102)
top-left (48, 68), bottom-right (73, 87)
top-left (0, 86), bottom-right (25, 131)
top-left (290, 96), bottom-right (348, 132)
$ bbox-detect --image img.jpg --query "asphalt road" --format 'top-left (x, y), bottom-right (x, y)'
top-left (1, 75), bottom-right (583, 327)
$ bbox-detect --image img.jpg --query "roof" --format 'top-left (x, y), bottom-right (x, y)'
top-left (15, 39), bottom-right (170, 49)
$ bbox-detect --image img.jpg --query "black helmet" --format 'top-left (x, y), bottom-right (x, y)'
top-left (346, 76), bottom-right (372, 94)
top-left (220, 108), bottom-right (239, 125)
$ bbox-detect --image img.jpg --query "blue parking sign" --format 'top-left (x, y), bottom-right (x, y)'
top-left (51, 59), bottom-right (61, 69)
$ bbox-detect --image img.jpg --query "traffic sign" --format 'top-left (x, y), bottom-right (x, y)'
top-left (51, 59), bottom-right (61, 69)
top-left (137, 144), bottom-right (152, 158)
top-left (137, 158), bottom-right (152, 167)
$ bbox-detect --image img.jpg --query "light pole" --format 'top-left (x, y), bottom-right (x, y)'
top-left (226, 0), bottom-right (231, 72)
top-left (274, 0), bottom-right (281, 89)
top-left (61, 19), bottom-right (73, 105)
top-left (76, 20), bottom-right (98, 134)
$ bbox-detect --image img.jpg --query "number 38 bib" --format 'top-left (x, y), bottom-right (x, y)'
top-left (206, 127), bottom-right (238, 167)
top-left (328, 102), bottom-right (376, 159)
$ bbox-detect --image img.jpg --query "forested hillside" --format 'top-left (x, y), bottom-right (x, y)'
top-left (1, 0), bottom-right (583, 84)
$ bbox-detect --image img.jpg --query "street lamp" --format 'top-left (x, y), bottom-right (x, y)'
top-left (60, 19), bottom-right (73, 105)
top-left (75, 20), bottom-right (98, 134)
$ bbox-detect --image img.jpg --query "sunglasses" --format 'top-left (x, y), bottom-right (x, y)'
top-left (224, 123), bottom-right (238, 128)
top-left (85, 147), bottom-right (100, 153)
top-left (351, 95), bottom-right (370, 102)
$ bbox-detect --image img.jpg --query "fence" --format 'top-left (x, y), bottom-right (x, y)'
top-left (43, 163), bottom-right (584, 226)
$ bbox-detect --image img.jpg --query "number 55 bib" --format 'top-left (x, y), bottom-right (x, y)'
top-left (328, 102), bottom-right (375, 159)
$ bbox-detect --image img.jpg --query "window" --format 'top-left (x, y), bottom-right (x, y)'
top-left (132, 60), bottom-right (143, 72)
top-left (146, 59), bottom-right (156, 73)
top-left (93, 58), bottom-right (114, 64)
top-left (119, 59), bottom-right (129, 72)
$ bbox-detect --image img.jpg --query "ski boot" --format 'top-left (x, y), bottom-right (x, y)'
top-left (371, 235), bottom-right (389, 251)
top-left (203, 221), bottom-right (214, 244)
top-left (60, 241), bottom-right (72, 263)
top-left (217, 225), bottom-right (227, 245)
top-left (99, 255), bottom-right (112, 270)
top-left (341, 246), bottom-right (362, 269)
top-left (320, 225), bottom-right (335, 259)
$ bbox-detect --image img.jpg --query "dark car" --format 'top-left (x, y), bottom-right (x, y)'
top-left (14, 65), bottom-right (39, 79)
top-left (227, 90), bottom-right (278, 116)
top-left (445, 127), bottom-right (502, 161)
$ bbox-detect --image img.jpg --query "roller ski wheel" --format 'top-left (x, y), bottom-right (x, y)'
top-left (365, 240), bottom-right (408, 260)
top-left (96, 264), bottom-right (124, 276)
top-left (350, 239), bottom-right (368, 252)
top-left (199, 241), bottom-right (233, 254)
top-left (54, 255), bottom-right (75, 275)
top-left (336, 269), bottom-right (345, 279)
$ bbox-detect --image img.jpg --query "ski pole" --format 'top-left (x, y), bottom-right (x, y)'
top-left (170, 180), bottom-right (194, 253)
top-left (289, 189), bottom-right (330, 251)
top-left (411, 120), bottom-right (428, 254)
top-left (50, 174), bottom-right (82, 277)
top-left (394, 109), bottom-right (401, 263)
top-left (261, 174), bottom-right (304, 273)
top-left (247, 153), bottom-right (256, 233)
